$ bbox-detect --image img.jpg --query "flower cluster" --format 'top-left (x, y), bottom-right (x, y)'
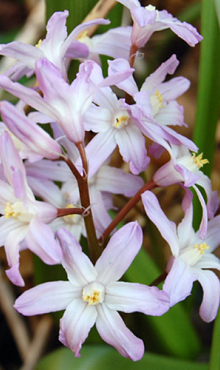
top-left (0, 1), bottom-right (219, 362)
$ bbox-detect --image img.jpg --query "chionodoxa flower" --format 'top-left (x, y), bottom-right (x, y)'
top-left (14, 222), bottom-right (170, 361)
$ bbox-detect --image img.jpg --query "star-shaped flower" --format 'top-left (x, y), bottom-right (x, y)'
top-left (14, 222), bottom-right (169, 360)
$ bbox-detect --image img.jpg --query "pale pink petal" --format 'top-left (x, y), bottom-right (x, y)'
top-left (115, 125), bottom-right (149, 174)
top-left (25, 218), bottom-right (62, 264)
top-left (63, 18), bottom-right (110, 56)
top-left (141, 191), bottom-right (180, 256)
top-left (108, 58), bottom-right (138, 95)
top-left (201, 215), bottom-right (220, 252)
top-left (195, 254), bottom-right (220, 270)
top-left (0, 42), bottom-right (42, 69)
top-left (197, 270), bottom-right (220, 322)
top-left (159, 11), bottom-right (203, 46)
top-left (158, 77), bottom-right (190, 100)
top-left (4, 225), bottom-right (29, 286)
top-left (26, 177), bottom-right (63, 208)
top-left (91, 27), bottom-right (132, 60)
top-left (105, 281), bottom-right (169, 315)
top-left (0, 101), bottom-right (62, 160)
top-left (0, 217), bottom-right (21, 247)
top-left (96, 165), bottom-right (144, 197)
top-left (56, 228), bottom-right (97, 286)
top-left (155, 101), bottom-right (185, 127)
top-left (14, 281), bottom-right (78, 315)
top-left (59, 299), bottom-right (97, 357)
top-left (85, 130), bottom-right (116, 178)
top-left (95, 222), bottom-right (143, 284)
top-left (96, 303), bottom-right (144, 361)
top-left (0, 131), bottom-right (27, 196)
top-left (141, 55), bottom-right (179, 91)
top-left (0, 75), bottom-right (58, 120)
top-left (84, 104), bottom-right (112, 132)
top-left (163, 258), bottom-right (197, 306)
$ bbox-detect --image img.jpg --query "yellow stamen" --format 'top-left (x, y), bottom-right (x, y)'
top-left (194, 242), bottom-right (210, 255)
top-left (83, 290), bottom-right (100, 306)
top-left (4, 202), bottom-right (20, 219)
top-left (155, 89), bottom-right (163, 107)
top-left (35, 39), bottom-right (43, 48)
top-left (114, 115), bottom-right (130, 129)
top-left (191, 153), bottom-right (209, 169)
top-left (150, 89), bottom-right (164, 116)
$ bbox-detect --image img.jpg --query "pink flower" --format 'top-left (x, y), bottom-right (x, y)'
top-left (152, 144), bottom-right (219, 237)
top-left (0, 132), bottom-right (59, 286)
top-left (0, 101), bottom-right (62, 162)
top-left (142, 190), bottom-right (220, 322)
top-left (116, 1), bottom-right (202, 48)
top-left (14, 223), bottom-right (169, 360)
top-left (0, 10), bottom-right (109, 80)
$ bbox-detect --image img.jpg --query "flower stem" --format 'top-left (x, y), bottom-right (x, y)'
top-left (99, 179), bottom-right (157, 243)
top-left (129, 44), bottom-right (139, 68)
top-left (63, 150), bottom-right (100, 263)
top-left (57, 208), bottom-right (84, 217)
top-left (150, 271), bottom-right (167, 287)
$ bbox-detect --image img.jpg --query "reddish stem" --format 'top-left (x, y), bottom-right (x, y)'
top-left (150, 271), bottom-right (167, 287)
top-left (99, 179), bottom-right (157, 243)
top-left (129, 44), bottom-right (139, 68)
top-left (57, 208), bottom-right (84, 217)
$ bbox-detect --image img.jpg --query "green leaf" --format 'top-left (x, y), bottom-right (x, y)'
top-left (36, 346), bottom-right (208, 370)
top-left (193, 0), bottom-right (220, 176)
top-left (124, 248), bottom-right (201, 358)
top-left (45, 0), bottom-right (97, 31)
top-left (209, 307), bottom-right (220, 370)
top-left (45, 0), bottom-right (122, 33)
top-left (214, 0), bottom-right (220, 27)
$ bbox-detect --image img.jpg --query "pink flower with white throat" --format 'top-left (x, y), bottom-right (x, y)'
top-left (142, 190), bottom-right (220, 323)
top-left (14, 223), bottom-right (170, 360)
top-left (0, 132), bottom-right (60, 286)
top-left (116, 1), bottom-right (202, 49)
top-left (152, 144), bottom-right (219, 237)
top-left (0, 10), bottom-right (110, 80)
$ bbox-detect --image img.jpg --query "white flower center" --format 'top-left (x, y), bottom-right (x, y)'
top-left (82, 282), bottom-right (105, 306)
top-left (145, 5), bottom-right (159, 20)
top-left (180, 242), bottom-right (210, 266)
top-left (113, 113), bottom-right (130, 129)
top-left (4, 201), bottom-right (33, 223)
top-left (150, 89), bottom-right (164, 116)
top-left (177, 153), bottom-right (209, 173)
top-left (145, 5), bottom-right (156, 11)
top-left (77, 31), bottom-right (93, 49)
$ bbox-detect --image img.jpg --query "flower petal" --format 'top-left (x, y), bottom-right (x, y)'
top-left (0, 101), bottom-right (62, 160)
top-left (56, 228), bottom-right (97, 286)
top-left (96, 303), bottom-right (144, 361)
top-left (95, 221), bottom-right (143, 284)
top-left (14, 281), bottom-right (78, 315)
top-left (163, 258), bottom-right (197, 306)
top-left (197, 269), bottom-right (220, 322)
top-left (141, 191), bottom-right (180, 256)
top-left (59, 299), bottom-right (97, 357)
top-left (25, 218), bottom-right (62, 264)
top-left (105, 281), bottom-right (170, 315)
top-left (115, 125), bottom-right (149, 174)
